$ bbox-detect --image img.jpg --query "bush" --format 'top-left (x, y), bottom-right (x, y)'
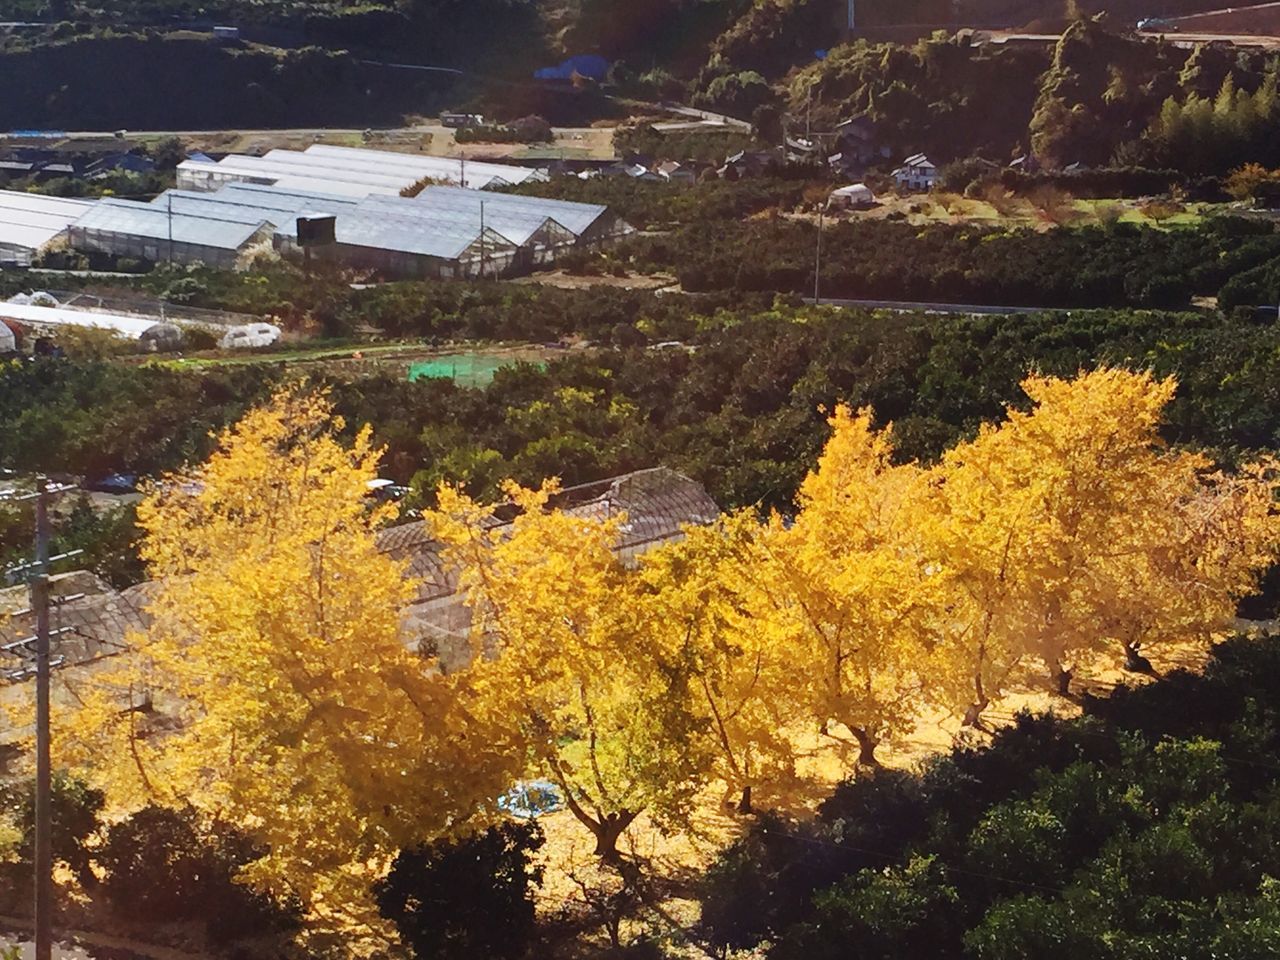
top-left (98, 805), bottom-right (301, 945)
top-left (375, 822), bottom-right (544, 960)
top-left (0, 774), bottom-right (104, 890)
top-left (699, 635), bottom-right (1280, 958)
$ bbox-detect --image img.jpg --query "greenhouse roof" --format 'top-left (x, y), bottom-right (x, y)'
top-left (358, 193), bottom-right (568, 247)
top-left (151, 189), bottom-right (357, 239)
top-left (333, 209), bottom-right (505, 260)
top-left (71, 198), bottom-right (267, 250)
top-left (303, 144), bottom-right (547, 185)
top-left (414, 186), bottom-right (609, 237)
top-left (0, 190), bottom-right (93, 252)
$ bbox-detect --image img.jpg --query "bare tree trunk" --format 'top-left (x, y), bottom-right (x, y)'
top-left (1050, 663), bottom-right (1073, 698)
top-left (736, 785), bottom-right (753, 814)
top-left (553, 771), bottom-right (640, 862)
top-left (1123, 640), bottom-right (1155, 675)
top-left (963, 697), bottom-right (991, 729)
top-left (850, 726), bottom-right (881, 768)
top-left (591, 810), bottom-right (638, 861)
top-left (965, 667), bottom-right (990, 728)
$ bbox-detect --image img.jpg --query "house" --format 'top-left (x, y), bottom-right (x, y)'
top-left (655, 160), bottom-right (696, 185)
top-left (85, 152), bottom-right (157, 180)
top-left (717, 149), bottom-right (780, 181)
top-left (785, 135), bottom-right (820, 164)
top-left (892, 153), bottom-right (938, 191)
top-left (828, 183), bottom-right (875, 210)
top-left (833, 115), bottom-right (892, 167)
top-left (621, 163), bottom-right (661, 182)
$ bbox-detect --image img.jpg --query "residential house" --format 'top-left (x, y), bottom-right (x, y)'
top-left (892, 153), bottom-right (938, 191)
top-left (85, 152), bottom-right (157, 180)
top-left (833, 115), bottom-right (892, 168)
top-left (717, 149), bottom-right (780, 181)
top-left (655, 160), bottom-right (696, 185)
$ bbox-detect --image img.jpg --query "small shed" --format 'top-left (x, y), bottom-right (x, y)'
top-left (828, 183), bottom-right (875, 209)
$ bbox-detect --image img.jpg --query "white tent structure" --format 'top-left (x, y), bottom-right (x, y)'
top-left (0, 300), bottom-right (178, 340)
top-left (828, 183), bottom-right (876, 209)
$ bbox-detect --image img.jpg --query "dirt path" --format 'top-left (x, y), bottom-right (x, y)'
top-left (0, 915), bottom-right (211, 960)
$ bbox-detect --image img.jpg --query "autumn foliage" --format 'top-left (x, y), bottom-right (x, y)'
top-left (39, 368), bottom-right (1280, 929)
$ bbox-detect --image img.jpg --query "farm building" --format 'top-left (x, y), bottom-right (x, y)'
top-left (176, 145), bottom-right (548, 196)
top-left (130, 183), bottom-right (618, 276)
top-left (372, 191), bottom-right (577, 267)
top-left (0, 191), bottom-right (94, 266)
top-left (149, 184), bottom-right (518, 278)
top-left (414, 186), bottom-right (632, 248)
top-left (60, 172), bottom-right (627, 276)
top-left (68, 197), bottom-right (272, 269)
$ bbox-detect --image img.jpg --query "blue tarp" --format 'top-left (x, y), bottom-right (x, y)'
top-left (498, 780), bottom-right (565, 819)
top-left (534, 54), bottom-right (611, 82)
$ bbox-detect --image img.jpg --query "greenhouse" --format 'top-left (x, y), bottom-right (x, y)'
top-left (68, 198), bottom-right (272, 269)
top-left (415, 186), bottom-right (633, 247)
top-left (176, 144), bottom-right (548, 196)
top-left (0, 191), bottom-right (94, 266)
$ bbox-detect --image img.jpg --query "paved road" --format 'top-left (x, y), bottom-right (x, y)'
top-left (808, 296), bottom-right (1061, 315)
top-left (983, 28), bottom-right (1280, 48)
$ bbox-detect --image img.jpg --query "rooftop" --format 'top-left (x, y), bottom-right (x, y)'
top-left (71, 197), bottom-right (268, 251)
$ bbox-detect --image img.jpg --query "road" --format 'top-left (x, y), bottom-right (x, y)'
top-left (981, 28), bottom-right (1280, 49)
top-left (808, 297), bottom-right (1064, 315)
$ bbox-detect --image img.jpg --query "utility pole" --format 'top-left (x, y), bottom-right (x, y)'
top-left (1, 476), bottom-right (81, 960)
top-left (166, 191), bottom-right (173, 266)
top-left (814, 202), bottom-right (824, 305)
top-left (479, 199), bottom-right (486, 281)
top-left (32, 479), bottom-right (51, 960)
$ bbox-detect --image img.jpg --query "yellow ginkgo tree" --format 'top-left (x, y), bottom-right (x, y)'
top-left (425, 480), bottom-right (713, 859)
top-left (55, 387), bottom-right (513, 918)
top-left (637, 512), bottom-right (802, 813)
top-left (750, 406), bottom-right (943, 768)
top-left (921, 368), bottom-right (1280, 716)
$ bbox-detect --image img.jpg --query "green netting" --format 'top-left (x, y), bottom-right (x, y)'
top-left (407, 353), bottom-right (533, 387)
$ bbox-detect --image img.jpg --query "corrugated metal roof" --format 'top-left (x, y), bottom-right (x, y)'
top-left (415, 186), bottom-right (609, 237)
top-left (71, 198), bottom-right (267, 251)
